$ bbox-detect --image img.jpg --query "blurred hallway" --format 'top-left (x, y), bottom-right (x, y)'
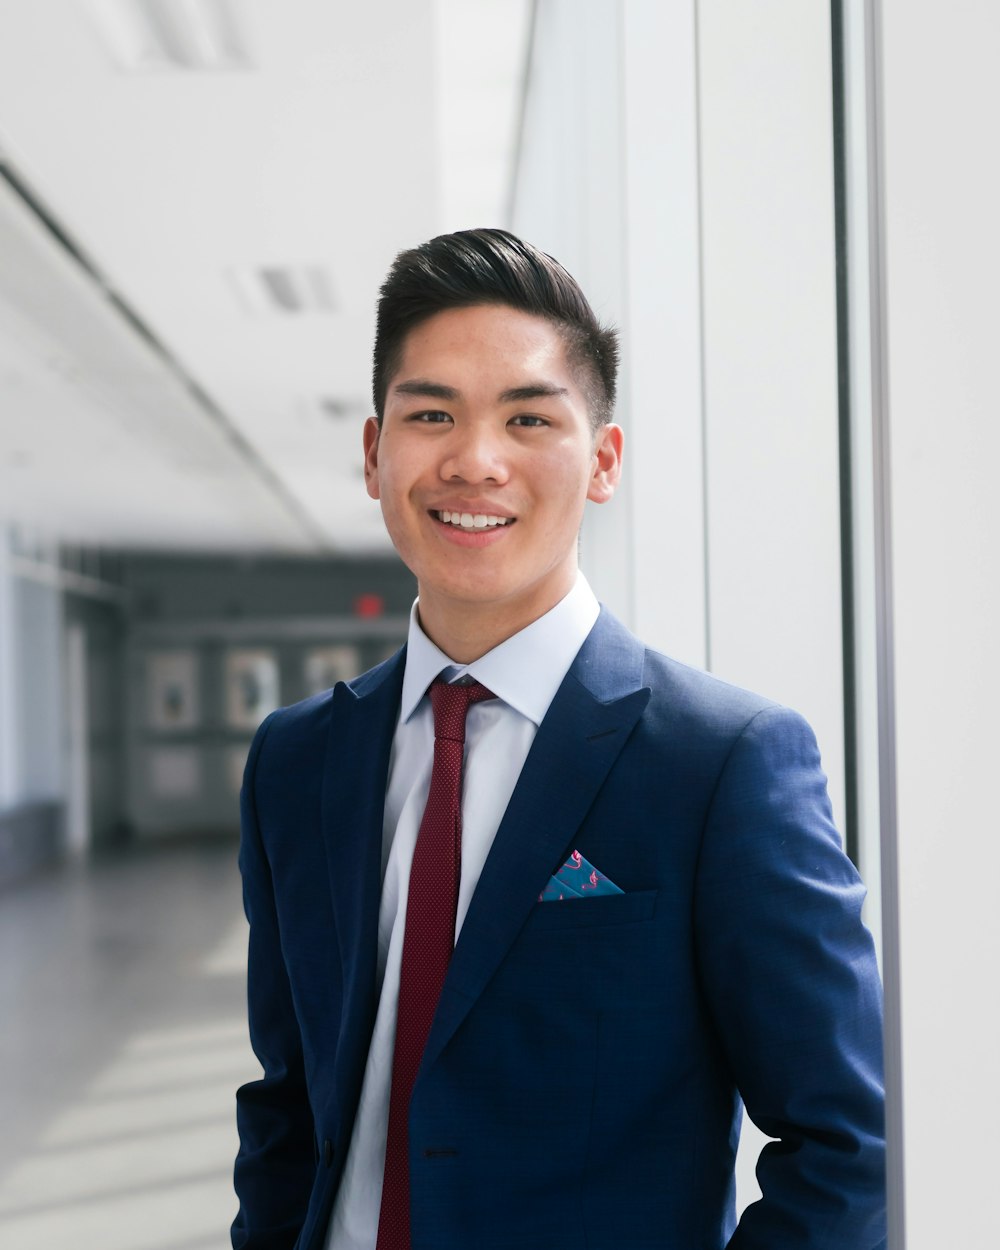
top-left (0, 839), bottom-right (255, 1249)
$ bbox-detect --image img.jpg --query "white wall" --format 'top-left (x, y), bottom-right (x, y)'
top-left (0, 533), bottom-right (18, 808)
top-left (0, 530), bottom-right (64, 809)
top-left (698, 0), bottom-right (846, 830)
top-left (15, 575), bottom-right (63, 800)
top-left (879, 3), bottom-right (1000, 1243)
top-left (620, 0), bottom-right (707, 668)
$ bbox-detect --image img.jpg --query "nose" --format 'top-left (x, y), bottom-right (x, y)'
top-left (439, 422), bottom-right (510, 485)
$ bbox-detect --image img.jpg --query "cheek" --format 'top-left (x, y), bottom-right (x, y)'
top-left (375, 439), bottom-right (433, 506)
top-left (540, 454), bottom-right (594, 514)
top-left (373, 458), bottom-right (412, 514)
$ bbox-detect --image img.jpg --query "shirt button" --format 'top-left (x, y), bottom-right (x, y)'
top-left (323, 1139), bottom-right (334, 1168)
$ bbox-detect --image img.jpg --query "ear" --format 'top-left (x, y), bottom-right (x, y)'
top-left (586, 422), bottom-right (624, 504)
top-left (362, 417), bottom-right (381, 500)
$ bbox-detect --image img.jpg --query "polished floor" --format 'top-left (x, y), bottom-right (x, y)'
top-left (0, 838), bottom-right (258, 1250)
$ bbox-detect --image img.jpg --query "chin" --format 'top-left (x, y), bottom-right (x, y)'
top-left (436, 579), bottom-right (508, 605)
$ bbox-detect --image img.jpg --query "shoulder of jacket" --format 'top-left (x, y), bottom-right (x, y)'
top-left (639, 647), bottom-right (794, 741)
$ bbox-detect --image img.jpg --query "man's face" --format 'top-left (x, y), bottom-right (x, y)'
top-left (363, 304), bottom-right (622, 634)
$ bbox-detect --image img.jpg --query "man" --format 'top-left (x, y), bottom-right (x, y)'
top-left (233, 228), bottom-right (885, 1249)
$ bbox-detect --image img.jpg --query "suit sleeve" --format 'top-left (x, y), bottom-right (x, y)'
top-left (232, 712), bottom-right (316, 1249)
top-left (694, 705), bottom-right (886, 1249)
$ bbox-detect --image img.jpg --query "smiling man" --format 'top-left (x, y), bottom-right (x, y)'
top-left (233, 229), bottom-right (886, 1250)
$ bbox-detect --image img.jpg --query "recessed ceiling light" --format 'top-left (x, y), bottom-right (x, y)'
top-left (228, 265), bottom-right (336, 316)
top-left (89, 0), bottom-right (253, 72)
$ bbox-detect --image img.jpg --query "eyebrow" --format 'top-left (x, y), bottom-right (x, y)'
top-left (498, 383), bottom-right (569, 403)
top-left (392, 379), bottom-right (570, 404)
top-left (392, 379), bottom-right (460, 401)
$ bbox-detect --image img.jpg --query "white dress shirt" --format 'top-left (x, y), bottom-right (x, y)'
top-left (325, 573), bottom-right (600, 1250)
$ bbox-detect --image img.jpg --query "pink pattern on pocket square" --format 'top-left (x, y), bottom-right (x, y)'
top-left (538, 850), bottom-right (624, 901)
top-left (564, 850), bottom-right (599, 891)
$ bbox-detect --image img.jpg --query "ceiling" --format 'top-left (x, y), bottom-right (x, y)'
top-left (0, 0), bottom-right (532, 553)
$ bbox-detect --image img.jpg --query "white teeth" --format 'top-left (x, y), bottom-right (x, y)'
top-left (437, 510), bottom-right (511, 529)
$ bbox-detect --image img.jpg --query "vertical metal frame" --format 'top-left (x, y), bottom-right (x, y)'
top-left (864, 2), bottom-right (906, 1243)
top-left (830, 0), bottom-right (859, 867)
top-left (833, 0), bottom-right (905, 1243)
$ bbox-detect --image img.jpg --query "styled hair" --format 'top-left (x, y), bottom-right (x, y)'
top-left (372, 228), bottom-right (619, 428)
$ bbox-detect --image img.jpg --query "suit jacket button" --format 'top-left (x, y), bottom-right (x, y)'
top-left (323, 1139), bottom-right (334, 1168)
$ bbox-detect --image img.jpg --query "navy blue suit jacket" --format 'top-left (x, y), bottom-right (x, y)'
top-left (233, 610), bottom-right (885, 1249)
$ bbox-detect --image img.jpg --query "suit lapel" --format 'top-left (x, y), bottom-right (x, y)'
top-left (321, 649), bottom-right (405, 1106)
top-left (420, 611), bottom-right (650, 1076)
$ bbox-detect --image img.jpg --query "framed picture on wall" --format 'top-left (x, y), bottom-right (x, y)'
top-left (147, 650), bottom-right (200, 730)
top-left (303, 644), bottom-right (361, 695)
top-left (224, 648), bottom-right (280, 730)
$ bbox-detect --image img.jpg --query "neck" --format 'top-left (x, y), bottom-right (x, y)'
top-left (417, 572), bottom-right (577, 664)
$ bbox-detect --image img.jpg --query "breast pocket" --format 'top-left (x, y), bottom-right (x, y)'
top-left (520, 887), bottom-right (659, 934)
top-left (487, 888), bottom-right (663, 1028)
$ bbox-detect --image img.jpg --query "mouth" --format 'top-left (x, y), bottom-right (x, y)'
top-left (430, 509), bottom-right (516, 531)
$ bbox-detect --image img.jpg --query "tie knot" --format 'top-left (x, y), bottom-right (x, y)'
top-left (429, 677), bottom-right (495, 743)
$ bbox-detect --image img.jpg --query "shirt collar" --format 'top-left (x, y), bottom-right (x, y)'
top-left (399, 572), bottom-right (600, 727)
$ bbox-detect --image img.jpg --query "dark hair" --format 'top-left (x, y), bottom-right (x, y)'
top-left (372, 228), bottom-right (619, 428)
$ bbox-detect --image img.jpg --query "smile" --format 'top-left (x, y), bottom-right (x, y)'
top-left (431, 510), bottom-right (514, 530)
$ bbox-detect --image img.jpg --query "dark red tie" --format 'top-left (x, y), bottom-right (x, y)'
top-left (376, 677), bottom-right (495, 1250)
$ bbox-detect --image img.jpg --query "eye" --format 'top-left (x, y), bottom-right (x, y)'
top-left (408, 410), bottom-right (452, 424)
top-left (508, 414), bottom-right (549, 428)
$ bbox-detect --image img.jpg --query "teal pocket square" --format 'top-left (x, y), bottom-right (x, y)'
top-left (538, 850), bottom-right (623, 901)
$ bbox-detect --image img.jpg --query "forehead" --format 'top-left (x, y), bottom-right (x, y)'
top-left (391, 305), bottom-right (575, 384)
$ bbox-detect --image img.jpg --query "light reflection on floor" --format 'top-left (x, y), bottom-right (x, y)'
top-left (0, 841), bottom-right (260, 1249)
